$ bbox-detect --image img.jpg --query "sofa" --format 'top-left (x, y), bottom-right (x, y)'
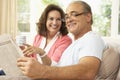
top-left (96, 37), bottom-right (120, 80)
top-left (0, 37), bottom-right (120, 80)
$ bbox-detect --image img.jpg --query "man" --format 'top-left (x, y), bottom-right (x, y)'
top-left (17, 1), bottom-right (106, 80)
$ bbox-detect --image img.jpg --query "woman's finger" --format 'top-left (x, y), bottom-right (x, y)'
top-left (23, 43), bottom-right (31, 47)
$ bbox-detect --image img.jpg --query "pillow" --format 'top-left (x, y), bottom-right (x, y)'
top-left (95, 45), bottom-right (120, 80)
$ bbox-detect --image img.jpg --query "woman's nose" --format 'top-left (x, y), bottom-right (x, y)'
top-left (52, 19), bottom-right (57, 24)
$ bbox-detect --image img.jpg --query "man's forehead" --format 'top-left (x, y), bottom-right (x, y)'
top-left (66, 3), bottom-right (83, 13)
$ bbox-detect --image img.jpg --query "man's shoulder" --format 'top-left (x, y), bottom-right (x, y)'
top-left (84, 31), bottom-right (103, 41)
top-left (77, 31), bottom-right (105, 46)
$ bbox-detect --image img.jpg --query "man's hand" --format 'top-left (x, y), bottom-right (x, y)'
top-left (17, 57), bottom-right (47, 79)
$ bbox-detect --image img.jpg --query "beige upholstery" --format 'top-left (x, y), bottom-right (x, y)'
top-left (96, 37), bottom-right (120, 80)
top-left (0, 76), bottom-right (32, 80)
top-left (96, 45), bottom-right (120, 80)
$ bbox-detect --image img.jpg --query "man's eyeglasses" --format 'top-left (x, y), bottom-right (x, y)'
top-left (64, 12), bottom-right (87, 21)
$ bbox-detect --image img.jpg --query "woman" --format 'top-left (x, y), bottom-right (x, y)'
top-left (23, 4), bottom-right (72, 65)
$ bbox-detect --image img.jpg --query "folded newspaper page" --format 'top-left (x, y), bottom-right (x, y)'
top-left (0, 34), bottom-right (23, 76)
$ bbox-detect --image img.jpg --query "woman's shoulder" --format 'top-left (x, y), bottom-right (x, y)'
top-left (34, 34), bottom-right (42, 39)
top-left (34, 34), bottom-right (43, 42)
top-left (60, 34), bottom-right (72, 40)
top-left (57, 34), bottom-right (72, 43)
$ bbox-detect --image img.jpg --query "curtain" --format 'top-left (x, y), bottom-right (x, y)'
top-left (0, 0), bottom-right (17, 39)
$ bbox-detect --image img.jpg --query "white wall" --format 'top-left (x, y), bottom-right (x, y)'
top-left (111, 0), bottom-right (120, 37)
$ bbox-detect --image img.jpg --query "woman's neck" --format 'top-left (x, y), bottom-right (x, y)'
top-left (44, 32), bottom-right (57, 48)
top-left (47, 32), bottom-right (57, 39)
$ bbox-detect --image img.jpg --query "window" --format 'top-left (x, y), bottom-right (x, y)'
top-left (17, 0), bottom-right (119, 44)
top-left (17, 0), bottom-right (30, 33)
top-left (118, 1), bottom-right (120, 35)
top-left (17, 0), bottom-right (44, 44)
top-left (111, 0), bottom-right (119, 36)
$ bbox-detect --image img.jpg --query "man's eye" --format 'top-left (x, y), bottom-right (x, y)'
top-left (72, 13), bottom-right (79, 17)
top-left (65, 16), bottom-right (69, 19)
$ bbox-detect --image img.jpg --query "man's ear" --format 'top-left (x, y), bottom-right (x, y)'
top-left (86, 13), bottom-right (92, 23)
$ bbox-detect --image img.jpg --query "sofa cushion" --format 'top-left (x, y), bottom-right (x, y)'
top-left (95, 45), bottom-right (120, 80)
top-left (0, 76), bottom-right (32, 80)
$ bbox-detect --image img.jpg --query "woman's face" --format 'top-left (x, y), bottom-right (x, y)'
top-left (46, 10), bottom-right (62, 35)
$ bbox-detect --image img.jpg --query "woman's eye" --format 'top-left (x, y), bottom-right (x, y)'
top-left (48, 17), bottom-right (62, 22)
top-left (48, 17), bottom-right (54, 21)
top-left (57, 18), bottom-right (61, 21)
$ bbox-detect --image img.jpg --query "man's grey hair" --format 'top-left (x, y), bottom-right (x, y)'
top-left (70, 0), bottom-right (93, 24)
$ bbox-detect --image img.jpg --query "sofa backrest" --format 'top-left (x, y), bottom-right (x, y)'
top-left (95, 45), bottom-right (120, 80)
top-left (95, 37), bottom-right (120, 80)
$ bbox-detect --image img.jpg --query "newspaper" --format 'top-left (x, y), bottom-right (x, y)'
top-left (0, 34), bottom-right (23, 76)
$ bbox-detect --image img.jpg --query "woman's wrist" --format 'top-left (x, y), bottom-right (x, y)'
top-left (40, 52), bottom-right (47, 58)
top-left (39, 49), bottom-right (47, 58)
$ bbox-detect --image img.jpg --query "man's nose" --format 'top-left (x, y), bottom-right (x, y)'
top-left (66, 16), bottom-right (73, 22)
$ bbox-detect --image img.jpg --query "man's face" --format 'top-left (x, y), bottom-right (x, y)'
top-left (65, 3), bottom-right (91, 37)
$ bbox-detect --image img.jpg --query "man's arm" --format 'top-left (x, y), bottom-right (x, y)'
top-left (46, 56), bottom-right (100, 80)
top-left (17, 56), bottom-right (100, 80)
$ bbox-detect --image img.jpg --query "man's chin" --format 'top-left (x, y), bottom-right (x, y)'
top-left (69, 29), bottom-right (75, 33)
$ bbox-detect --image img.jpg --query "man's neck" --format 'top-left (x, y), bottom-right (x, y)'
top-left (74, 27), bottom-right (92, 40)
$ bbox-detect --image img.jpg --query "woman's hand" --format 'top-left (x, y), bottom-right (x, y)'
top-left (23, 44), bottom-right (44, 57)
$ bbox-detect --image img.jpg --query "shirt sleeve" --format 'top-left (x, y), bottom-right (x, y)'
top-left (77, 35), bottom-right (106, 61)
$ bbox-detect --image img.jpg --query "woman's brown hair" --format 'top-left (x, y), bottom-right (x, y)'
top-left (37, 4), bottom-right (68, 37)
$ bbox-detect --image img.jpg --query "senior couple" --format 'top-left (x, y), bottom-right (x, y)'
top-left (17, 1), bottom-right (106, 80)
